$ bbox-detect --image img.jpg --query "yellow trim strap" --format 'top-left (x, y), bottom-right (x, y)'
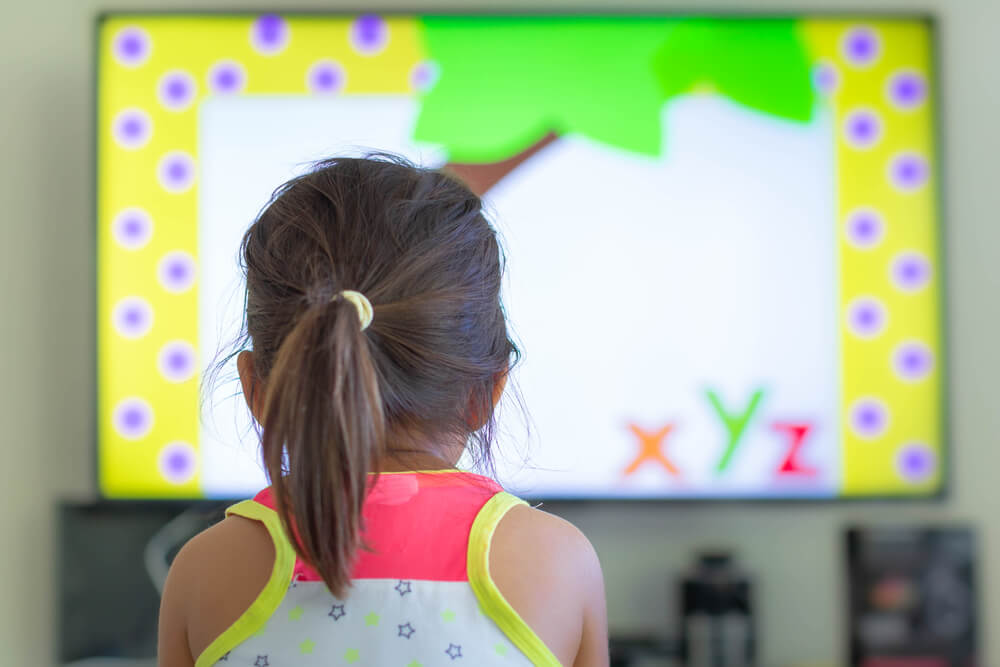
top-left (467, 492), bottom-right (562, 666)
top-left (194, 500), bottom-right (296, 667)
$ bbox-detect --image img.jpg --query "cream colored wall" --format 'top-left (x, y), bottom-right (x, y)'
top-left (2, 0), bottom-right (997, 664)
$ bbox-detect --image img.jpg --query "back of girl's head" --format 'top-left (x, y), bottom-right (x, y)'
top-left (240, 155), bottom-right (516, 597)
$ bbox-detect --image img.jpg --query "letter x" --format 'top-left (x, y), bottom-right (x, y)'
top-left (624, 423), bottom-right (679, 476)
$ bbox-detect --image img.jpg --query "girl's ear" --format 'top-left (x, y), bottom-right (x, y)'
top-left (468, 369), bottom-right (509, 431)
top-left (492, 368), bottom-right (508, 409)
top-left (237, 350), bottom-right (266, 425)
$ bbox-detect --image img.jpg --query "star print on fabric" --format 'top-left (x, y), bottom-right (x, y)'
top-left (300, 639), bottom-right (316, 655)
top-left (441, 609), bottom-right (456, 623)
top-left (406, 661), bottom-right (423, 667)
top-left (345, 648), bottom-right (360, 663)
top-left (398, 622), bottom-right (416, 639)
top-left (495, 643), bottom-right (508, 656)
top-left (364, 611), bottom-right (380, 626)
top-left (253, 656), bottom-right (269, 667)
top-left (328, 604), bottom-right (346, 620)
top-left (445, 643), bottom-right (463, 660)
top-left (395, 579), bottom-right (412, 596)
top-left (288, 605), bottom-right (304, 621)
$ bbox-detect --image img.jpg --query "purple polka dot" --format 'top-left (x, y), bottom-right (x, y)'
top-left (112, 208), bottom-right (153, 250)
top-left (812, 61), bottom-right (839, 96)
top-left (897, 442), bottom-right (936, 482)
top-left (847, 297), bottom-right (887, 338)
top-left (851, 398), bottom-right (889, 439)
top-left (307, 60), bottom-right (346, 94)
top-left (889, 152), bottom-right (930, 191)
top-left (159, 442), bottom-right (197, 484)
top-left (842, 26), bottom-right (880, 67)
top-left (894, 341), bottom-right (934, 381)
top-left (250, 14), bottom-right (289, 54)
top-left (113, 397), bottom-right (154, 440)
top-left (350, 14), bottom-right (388, 55)
top-left (845, 208), bottom-right (885, 249)
top-left (158, 152), bottom-right (196, 193)
top-left (112, 108), bottom-right (152, 149)
top-left (158, 251), bottom-right (197, 293)
top-left (208, 61), bottom-right (247, 95)
top-left (113, 297), bottom-right (154, 339)
top-left (113, 26), bottom-right (151, 67)
top-left (844, 108), bottom-right (882, 149)
top-left (888, 70), bottom-right (927, 110)
top-left (158, 341), bottom-right (197, 383)
top-left (410, 61), bottom-right (440, 92)
top-left (891, 251), bottom-right (932, 292)
top-left (158, 70), bottom-right (197, 111)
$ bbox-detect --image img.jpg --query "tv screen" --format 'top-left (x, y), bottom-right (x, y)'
top-left (97, 13), bottom-right (944, 500)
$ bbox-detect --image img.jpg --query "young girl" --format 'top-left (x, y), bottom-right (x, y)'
top-left (158, 156), bottom-right (608, 666)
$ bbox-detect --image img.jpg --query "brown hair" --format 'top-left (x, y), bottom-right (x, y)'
top-left (237, 155), bottom-right (517, 597)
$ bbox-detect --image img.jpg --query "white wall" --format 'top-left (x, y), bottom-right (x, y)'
top-left (2, 0), bottom-right (997, 665)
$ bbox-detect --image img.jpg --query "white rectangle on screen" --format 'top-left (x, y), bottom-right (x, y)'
top-left (197, 94), bottom-right (837, 499)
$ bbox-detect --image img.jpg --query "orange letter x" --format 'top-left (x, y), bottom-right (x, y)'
top-left (624, 423), bottom-right (679, 476)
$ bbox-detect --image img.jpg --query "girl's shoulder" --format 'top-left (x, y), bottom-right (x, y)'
top-left (489, 505), bottom-right (608, 666)
top-left (158, 513), bottom-right (275, 666)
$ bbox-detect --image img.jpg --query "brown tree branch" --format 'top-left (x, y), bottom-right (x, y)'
top-left (444, 131), bottom-right (559, 197)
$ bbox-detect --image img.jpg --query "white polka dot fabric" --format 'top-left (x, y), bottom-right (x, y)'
top-left (214, 579), bottom-right (533, 666)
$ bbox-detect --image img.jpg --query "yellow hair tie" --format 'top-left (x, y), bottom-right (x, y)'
top-left (335, 290), bottom-right (374, 331)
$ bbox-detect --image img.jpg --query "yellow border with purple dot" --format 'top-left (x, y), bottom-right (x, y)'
top-left (802, 19), bottom-right (942, 495)
top-left (98, 15), bottom-right (426, 498)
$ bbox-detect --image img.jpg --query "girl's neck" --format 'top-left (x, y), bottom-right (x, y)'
top-left (376, 449), bottom-right (461, 473)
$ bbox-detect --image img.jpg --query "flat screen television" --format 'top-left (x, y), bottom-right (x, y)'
top-left (96, 13), bottom-right (945, 500)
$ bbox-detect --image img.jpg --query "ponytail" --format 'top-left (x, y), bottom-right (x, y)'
top-left (259, 297), bottom-right (384, 598)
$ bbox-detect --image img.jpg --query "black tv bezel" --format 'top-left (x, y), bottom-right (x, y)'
top-left (92, 9), bottom-right (949, 505)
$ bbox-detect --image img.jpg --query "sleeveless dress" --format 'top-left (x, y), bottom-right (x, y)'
top-left (194, 471), bottom-right (561, 667)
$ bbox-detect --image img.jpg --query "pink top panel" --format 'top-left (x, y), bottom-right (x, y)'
top-left (253, 471), bottom-right (503, 582)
